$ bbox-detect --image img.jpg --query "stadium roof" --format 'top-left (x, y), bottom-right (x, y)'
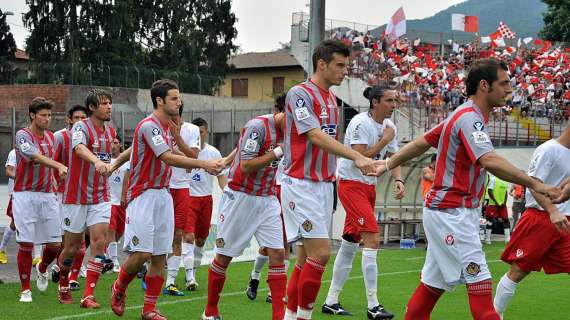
top-left (229, 52), bottom-right (302, 70)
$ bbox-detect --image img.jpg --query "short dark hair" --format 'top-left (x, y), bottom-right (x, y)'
top-left (191, 117), bottom-right (208, 128)
top-left (29, 97), bottom-right (53, 119)
top-left (363, 84), bottom-right (393, 109)
top-left (67, 104), bottom-right (88, 119)
top-left (85, 89), bottom-right (112, 116)
top-left (274, 94), bottom-right (286, 112)
top-left (312, 40), bottom-right (350, 73)
top-left (178, 101), bottom-right (184, 117)
top-left (431, 154), bottom-right (436, 162)
top-left (465, 58), bottom-right (509, 96)
top-left (151, 79), bottom-right (179, 109)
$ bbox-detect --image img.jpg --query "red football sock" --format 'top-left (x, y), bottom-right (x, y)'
top-left (38, 245), bottom-right (60, 274)
top-left (58, 254), bottom-right (73, 288)
top-left (267, 264), bottom-right (287, 320)
top-left (404, 282), bottom-right (444, 320)
top-left (205, 259), bottom-right (228, 317)
top-left (82, 259), bottom-right (103, 299)
top-left (17, 243), bottom-right (33, 292)
top-left (143, 275), bottom-right (164, 314)
top-left (69, 242), bottom-right (86, 282)
top-left (114, 268), bottom-right (137, 294)
top-left (286, 263), bottom-right (302, 314)
top-left (297, 257), bottom-right (326, 319)
top-left (467, 280), bottom-right (501, 320)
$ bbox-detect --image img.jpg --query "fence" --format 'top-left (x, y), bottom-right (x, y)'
top-left (0, 61), bottom-right (224, 95)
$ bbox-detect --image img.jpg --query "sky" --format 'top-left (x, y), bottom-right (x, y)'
top-left (3, 0), bottom-right (465, 52)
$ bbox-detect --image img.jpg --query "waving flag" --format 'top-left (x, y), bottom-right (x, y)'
top-left (385, 7), bottom-right (406, 43)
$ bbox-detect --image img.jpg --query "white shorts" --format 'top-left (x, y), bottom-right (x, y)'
top-left (13, 191), bottom-right (62, 244)
top-left (421, 207), bottom-right (492, 291)
top-left (56, 193), bottom-right (64, 235)
top-left (123, 188), bottom-right (174, 256)
top-left (281, 175), bottom-right (333, 242)
top-left (215, 187), bottom-right (283, 258)
top-left (62, 202), bottom-right (111, 233)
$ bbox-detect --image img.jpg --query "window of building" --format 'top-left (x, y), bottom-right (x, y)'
top-left (273, 77), bottom-right (285, 95)
top-left (231, 78), bottom-right (248, 97)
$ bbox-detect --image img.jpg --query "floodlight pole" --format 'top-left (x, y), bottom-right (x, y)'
top-left (307, 0), bottom-right (325, 77)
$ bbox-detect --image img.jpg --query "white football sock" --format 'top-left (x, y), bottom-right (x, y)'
top-left (251, 253), bottom-right (269, 280)
top-left (194, 245), bottom-right (204, 271)
top-left (504, 228), bottom-right (511, 243)
top-left (166, 255), bottom-right (181, 286)
top-left (494, 273), bottom-right (518, 315)
top-left (182, 242), bottom-right (195, 281)
top-left (107, 241), bottom-right (118, 262)
top-left (362, 248), bottom-right (380, 309)
top-left (34, 244), bottom-right (42, 259)
top-left (0, 226), bottom-right (15, 251)
top-left (324, 239), bottom-right (358, 306)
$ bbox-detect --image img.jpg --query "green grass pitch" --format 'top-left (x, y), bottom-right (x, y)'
top-left (0, 242), bottom-right (567, 319)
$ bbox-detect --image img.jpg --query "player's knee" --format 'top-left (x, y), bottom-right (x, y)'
top-left (267, 248), bottom-right (286, 264)
top-left (311, 248), bottom-right (331, 264)
top-left (508, 264), bottom-right (528, 282)
top-left (184, 233), bottom-right (195, 244)
top-left (362, 233), bottom-right (380, 249)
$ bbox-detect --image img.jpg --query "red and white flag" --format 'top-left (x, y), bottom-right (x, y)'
top-left (497, 21), bottom-right (516, 39)
top-left (385, 6), bottom-right (406, 43)
top-left (451, 14), bottom-right (478, 33)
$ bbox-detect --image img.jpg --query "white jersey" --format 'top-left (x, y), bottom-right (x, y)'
top-left (108, 159), bottom-right (130, 205)
top-left (170, 122), bottom-right (201, 189)
top-left (5, 149), bottom-right (16, 195)
top-left (526, 139), bottom-right (570, 215)
top-left (337, 113), bottom-right (398, 185)
top-left (188, 143), bottom-right (222, 196)
top-left (275, 159), bottom-right (285, 186)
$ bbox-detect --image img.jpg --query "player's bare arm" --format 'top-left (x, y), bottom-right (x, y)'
top-left (478, 151), bottom-right (561, 200)
top-left (168, 119), bottom-right (200, 159)
top-left (30, 153), bottom-right (68, 179)
top-left (528, 177), bottom-right (570, 233)
top-left (222, 148), bottom-right (237, 167)
top-left (240, 145), bottom-right (283, 174)
top-left (306, 128), bottom-right (375, 174)
top-left (352, 126), bottom-right (395, 159)
top-left (217, 174), bottom-right (228, 190)
top-left (159, 150), bottom-right (224, 175)
top-left (5, 164), bottom-right (15, 179)
top-left (371, 135), bottom-right (432, 176)
top-left (110, 147), bottom-right (132, 172)
top-left (120, 169), bottom-right (130, 207)
top-left (386, 151), bottom-right (405, 199)
top-left (553, 176), bottom-right (570, 204)
top-left (74, 143), bottom-right (111, 176)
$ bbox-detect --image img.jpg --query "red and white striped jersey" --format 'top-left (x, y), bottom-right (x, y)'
top-left (227, 114), bottom-right (282, 196)
top-left (14, 128), bottom-right (56, 193)
top-left (283, 80), bottom-right (339, 182)
top-left (424, 100), bottom-right (494, 209)
top-left (126, 115), bottom-right (174, 203)
top-left (53, 128), bottom-right (71, 193)
top-left (63, 118), bottom-right (116, 204)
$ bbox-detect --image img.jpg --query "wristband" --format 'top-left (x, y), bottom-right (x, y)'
top-left (395, 179), bottom-right (404, 184)
top-left (273, 146), bottom-right (284, 159)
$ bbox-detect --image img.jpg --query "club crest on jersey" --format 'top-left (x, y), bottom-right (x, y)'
top-left (445, 234), bottom-right (454, 246)
top-left (516, 249), bottom-right (524, 258)
top-left (319, 107), bottom-right (329, 119)
top-left (132, 236), bottom-right (139, 246)
top-left (64, 218), bottom-right (71, 226)
top-left (466, 262), bottom-right (481, 276)
top-left (358, 218), bottom-right (364, 225)
top-left (302, 220), bottom-right (313, 232)
top-left (473, 121), bottom-right (484, 131)
top-left (216, 238), bottom-right (225, 248)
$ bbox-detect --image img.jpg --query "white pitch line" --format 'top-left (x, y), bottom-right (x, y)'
top-left (46, 259), bottom-right (504, 320)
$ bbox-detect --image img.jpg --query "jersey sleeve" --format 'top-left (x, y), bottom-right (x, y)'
top-left (141, 122), bottom-right (171, 157)
top-left (240, 121), bottom-right (267, 161)
top-left (5, 149), bottom-right (16, 167)
top-left (15, 131), bottom-right (39, 161)
top-left (457, 114), bottom-right (494, 163)
top-left (286, 86), bottom-right (320, 135)
top-left (424, 122), bottom-right (444, 148)
top-left (527, 144), bottom-right (553, 183)
top-left (182, 123), bottom-right (201, 150)
top-left (71, 121), bottom-right (89, 149)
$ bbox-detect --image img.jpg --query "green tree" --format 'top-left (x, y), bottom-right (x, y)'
top-left (540, 0), bottom-right (570, 42)
top-left (0, 10), bottom-right (17, 59)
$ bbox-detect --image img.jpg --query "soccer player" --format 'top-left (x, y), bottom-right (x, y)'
top-left (13, 97), bottom-right (67, 302)
top-left (0, 148), bottom-right (16, 264)
top-left (483, 174), bottom-right (511, 244)
top-left (281, 40), bottom-right (376, 320)
top-left (508, 181), bottom-right (525, 229)
top-left (421, 154), bottom-right (436, 200)
top-left (52, 104), bottom-right (89, 291)
top-left (109, 79), bottom-right (224, 320)
top-left (202, 111), bottom-right (287, 320)
top-left (56, 89), bottom-right (116, 307)
top-left (370, 58), bottom-right (560, 320)
top-left (493, 125), bottom-right (570, 318)
top-left (165, 104), bottom-right (201, 296)
top-left (183, 117), bottom-right (226, 291)
top-left (322, 84), bottom-right (401, 319)
top-left (106, 136), bottom-right (130, 272)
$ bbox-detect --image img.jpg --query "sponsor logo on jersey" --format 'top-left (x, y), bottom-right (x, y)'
top-left (321, 124), bottom-right (337, 137)
top-left (466, 262), bottom-right (481, 276)
top-left (319, 107), bottom-right (329, 119)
